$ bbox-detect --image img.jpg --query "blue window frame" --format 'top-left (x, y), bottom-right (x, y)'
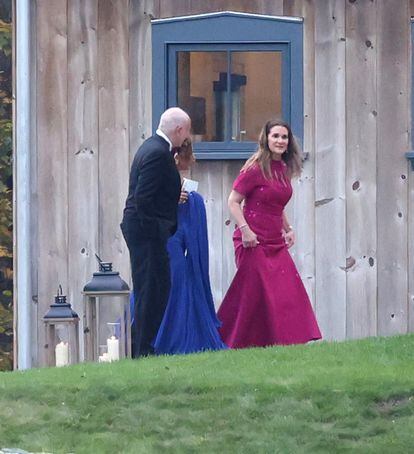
top-left (152, 12), bottom-right (303, 159)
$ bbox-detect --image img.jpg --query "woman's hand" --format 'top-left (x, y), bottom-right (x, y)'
top-left (179, 190), bottom-right (189, 204)
top-left (241, 226), bottom-right (259, 248)
top-left (283, 228), bottom-right (295, 248)
top-left (228, 190), bottom-right (258, 247)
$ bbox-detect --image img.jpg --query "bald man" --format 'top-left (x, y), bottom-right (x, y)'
top-left (121, 108), bottom-right (191, 357)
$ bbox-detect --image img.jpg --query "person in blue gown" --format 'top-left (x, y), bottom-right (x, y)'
top-left (130, 139), bottom-right (227, 354)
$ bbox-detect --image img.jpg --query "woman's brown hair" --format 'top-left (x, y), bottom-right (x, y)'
top-left (175, 138), bottom-right (193, 160)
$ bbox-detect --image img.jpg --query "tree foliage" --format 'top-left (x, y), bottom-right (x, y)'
top-left (0, 0), bottom-right (12, 371)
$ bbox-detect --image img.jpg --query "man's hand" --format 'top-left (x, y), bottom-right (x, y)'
top-left (179, 190), bottom-right (189, 204)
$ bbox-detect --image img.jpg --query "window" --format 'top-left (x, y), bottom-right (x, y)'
top-left (152, 12), bottom-right (303, 159)
top-left (174, 49), bottom-right (284, 143)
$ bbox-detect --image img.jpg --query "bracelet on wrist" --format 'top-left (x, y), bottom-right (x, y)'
top-left (239, 223), bottom-right (248, 230)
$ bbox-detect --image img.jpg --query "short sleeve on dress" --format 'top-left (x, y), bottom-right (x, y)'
top-left (233, 166), bottom-right (259, 197)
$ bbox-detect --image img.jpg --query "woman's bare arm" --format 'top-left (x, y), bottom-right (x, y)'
top-left (228, 190), bottom-right (259, 248)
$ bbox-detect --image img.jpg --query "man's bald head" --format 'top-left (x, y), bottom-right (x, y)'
top-left (158, 107), bottom-right (191, 147)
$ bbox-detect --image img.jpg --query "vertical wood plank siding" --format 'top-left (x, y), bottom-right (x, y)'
top-left (129, 0), bottom-right (157, 165)
top-left (283, 0), bottom-right (316, 307)
top-left (36, 0), bottom-right (69, 364)
top-left (192, 161), bottom-right (224, 305)
top-left (345, 0), bottom-right (377, 338)
top-left (376, 0), bottom-right (410, 336)
top-left (221, 161), bottom-right (244, 305)
top-left (30, 0), bottom-right (414, 364)
top-left (409, 9), bottom-right (414, 334)
top-left (67, 0), bottom-right (99, 357)
top-left (97, 0), bottom-right (129, 279)
top-left (314, 0), bottom-right (347, 340)
top-left (158, 0), bottom-right (284, 17)
top-left (29, 0), bottom-right (39, 366)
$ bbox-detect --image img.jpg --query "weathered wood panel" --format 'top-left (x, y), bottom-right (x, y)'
top-left (29, 0), bottom-right (39, 366)
top-left (129, 0), bottom-right (156, 164)
top-left (36, 0), bottom-right (69, 364)
top-left (221, 161), bottom-right (244, 304)
top-left (376, 0), bottom-right (409, 336)
top-left (283, 0), bottom-right (316, 307)
top-left (409, 9), bottom-right (414, 334)
top-left (67, 0), bottom-right (99, 357)
top-left (158, 0), bottom-right (284, 18)
top-left (256, 0), bottom-right (284, 15)
top-left (345, 0), bottom-right (377, 339)
top-left (97, 0), bottom-right (129, 279)
top-left (314, 0), bottom-right (347, 340)
top-left (409, 172), bottom-right (414, 333)
top-left (192, 161), bottom-right (223, 305)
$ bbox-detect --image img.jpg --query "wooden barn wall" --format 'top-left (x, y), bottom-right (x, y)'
top-left (345, 0), bottom-right (377, 339)
top-left (314, 0), bottom-right (347, 340)
top-left (36, 0), bottom-right (69, 365)
top-left (410, 1), bottom-right (414, 334)
top-left (376, 1), bottom-right (410, 336)
top-left (283, 0), bottom-right (316, 311)
top-left (67, 0), bottom-right (99, 363)
top-left (31, 0), bottom-right (412, 365)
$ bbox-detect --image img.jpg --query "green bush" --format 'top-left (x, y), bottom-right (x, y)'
top-left (0, 1), bottom-right (13, 371)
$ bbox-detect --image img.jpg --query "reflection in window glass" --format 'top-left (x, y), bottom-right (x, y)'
top-left (177, 51), bottom-right (282, 143)
top-left (231, 52), bottom-right (282, 142)
top-left (177, 51), bottom-right (227, 142)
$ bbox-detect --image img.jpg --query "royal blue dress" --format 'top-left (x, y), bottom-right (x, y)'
top-left (130, 192), bottom-right (227, 354)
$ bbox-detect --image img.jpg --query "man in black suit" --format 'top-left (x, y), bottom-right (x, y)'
top-left (121, 107), bottom-right (191, 357)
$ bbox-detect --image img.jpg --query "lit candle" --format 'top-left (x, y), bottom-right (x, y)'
top-left (55, 341), bottom-right (69, 367)
top-left (99, 352), bottom-right (110, 363)
top-left (107, 336), bottom-right (120, 361)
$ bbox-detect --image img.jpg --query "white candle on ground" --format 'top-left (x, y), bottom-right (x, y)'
top-left (107, 336), bottom-right (120, 361)
top-left (99, 352), bottom-right (111, 363)
top-left (55, 341), bottom-right (69, 367)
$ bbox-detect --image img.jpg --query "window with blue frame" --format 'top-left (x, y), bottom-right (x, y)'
top-left (152, 12), bottom-right (303, 159)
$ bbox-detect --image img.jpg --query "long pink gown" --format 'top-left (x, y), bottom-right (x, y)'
top-left (218, 160), bottom-right (322, 348)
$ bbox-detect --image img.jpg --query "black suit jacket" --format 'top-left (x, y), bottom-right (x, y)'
top-left (122, 134), bottom-right (181, 240)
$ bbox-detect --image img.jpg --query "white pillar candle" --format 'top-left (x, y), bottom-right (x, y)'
top-left (99, 352), bottom-right (110, 363)
top-left (107, 336), bottom-right (120, 361)
top-left (55, 341), bottom-right (69, 367)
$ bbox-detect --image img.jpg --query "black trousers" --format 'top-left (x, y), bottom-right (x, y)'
top-left (121, 223), bottom-right (171, 357)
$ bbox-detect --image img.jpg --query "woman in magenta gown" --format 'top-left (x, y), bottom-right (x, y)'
top-left (218, 119), bottom-right (322, 348)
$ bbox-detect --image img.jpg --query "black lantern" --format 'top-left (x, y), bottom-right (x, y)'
top-left (82, 257), bottom-right (131, 362)
top-left (43, 286), bottom-right (80, 367)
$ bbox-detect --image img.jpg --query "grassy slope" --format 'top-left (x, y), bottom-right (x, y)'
top-left (0, 335), bottom-right (413, 453)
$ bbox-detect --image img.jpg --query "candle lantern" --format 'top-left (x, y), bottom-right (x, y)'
top-left (43, 286), bottom-right (80, 367)
top-left (82, 258), bottom-right (130, 362)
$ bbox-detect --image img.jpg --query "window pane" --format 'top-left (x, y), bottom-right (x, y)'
top-left (177, 51), bottom-right (227, 142)
top-left (231, 52), bottom-right (282, 142)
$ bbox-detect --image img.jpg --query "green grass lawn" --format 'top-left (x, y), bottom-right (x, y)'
top-left (0, 335), bottom-right (413, 454)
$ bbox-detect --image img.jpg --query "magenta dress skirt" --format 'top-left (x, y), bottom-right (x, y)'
top-left (218, 160), bottom-right (322, 348)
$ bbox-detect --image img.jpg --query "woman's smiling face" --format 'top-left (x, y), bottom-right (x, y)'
top-left (267, 125), bottom-right (289, 160)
